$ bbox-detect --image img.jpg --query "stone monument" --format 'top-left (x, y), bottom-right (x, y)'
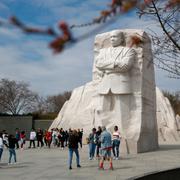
top-left (50, 29), bottom-right (159, 153)
top-left (156, 87), bottom-right (180, 142)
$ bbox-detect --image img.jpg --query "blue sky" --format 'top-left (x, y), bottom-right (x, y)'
top-left (0, 0), bottom-right (179, 96)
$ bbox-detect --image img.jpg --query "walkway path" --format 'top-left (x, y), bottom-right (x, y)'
top-left (1, 142), bottom-right (180, 180)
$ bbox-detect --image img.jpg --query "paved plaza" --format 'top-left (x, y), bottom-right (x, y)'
top-left (1, 142), bottom-right (180, 180)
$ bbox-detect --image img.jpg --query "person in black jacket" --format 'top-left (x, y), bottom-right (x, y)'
top-left (8, 134), bottom-right (17, 164)
top-left (77, 129), bottom-right (83, 148)
top-left (68, 129), bottom-right (81, 170)
top-left (64, 130), bottom-right (69, 146)
top-left (36, 128), bottom-right (44, 148)
top-left (96, 126), bottom-right (102, 158)
top-left (60, 128), bottom-right (65, 149)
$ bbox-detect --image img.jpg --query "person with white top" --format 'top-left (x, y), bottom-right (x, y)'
top-left (52, 128), bottom-right (58, 147)
top-left (28, 129), bottom-right (36, 148)
top-left (112, 125), bottom-right (121, 160)
top-left (0, 132), bottom-right (4, 161)
top-left (2, 130), bottom-right (8, 147)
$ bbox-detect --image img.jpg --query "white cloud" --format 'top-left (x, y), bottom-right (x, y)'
top-left (0, 27), bottom-right (23, 39)
top-left (0, 1), bottom-right (179, 96)
top-left (0, 35), bottom-right (94, 96)
top-left (28, 0), bottom-right (110, 25)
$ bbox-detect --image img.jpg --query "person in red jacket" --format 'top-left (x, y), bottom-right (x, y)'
top-left (20, 131), bottom-right (26, 150)
top-left (45, 130), bottom-right (52, 148)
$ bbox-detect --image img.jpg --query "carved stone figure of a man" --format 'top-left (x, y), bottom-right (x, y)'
top-left (96, 30), bottom-right (135, 96)
top-left (95, 30), bottom-right (136, 131)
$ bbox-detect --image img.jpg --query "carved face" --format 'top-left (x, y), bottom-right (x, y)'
top-left (110, 31), bottom-right (123, 47)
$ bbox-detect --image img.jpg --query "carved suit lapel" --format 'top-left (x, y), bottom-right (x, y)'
top-left (110, 47), bottom-right (123, 62)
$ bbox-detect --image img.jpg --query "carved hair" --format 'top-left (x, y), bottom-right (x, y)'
top-left (101, 126), bottom-right (106, 131)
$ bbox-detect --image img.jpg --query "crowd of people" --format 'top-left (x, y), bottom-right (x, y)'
top-left (28, 128), bottom-right (83, 149)
top-left (0, 125), bottom-right (121, 170)
top-left (0, 132), bottom-right (17, 164)
top-left (0, 128), bottom-right (83, 164)
top-left (87, 125), bottom-right (121, 170)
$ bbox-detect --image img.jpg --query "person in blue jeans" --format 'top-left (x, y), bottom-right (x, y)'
top-left (8, 134), bottom-right (17, 164)
top-left (112, 126), bottom-right (121, 160)
top-left (88, 128), bottom-right (98, 160)
top-left (68, 129), bottom-right (81, 170)
top-left (99, 126), bottom-right (113, 170)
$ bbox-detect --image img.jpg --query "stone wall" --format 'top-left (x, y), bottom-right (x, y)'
top-left (0, 115), bottom-right (33, 136)
top-left (0, 115), bottom-right (53, 137)
top-left (34, 119), bottom-right (53, 131)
